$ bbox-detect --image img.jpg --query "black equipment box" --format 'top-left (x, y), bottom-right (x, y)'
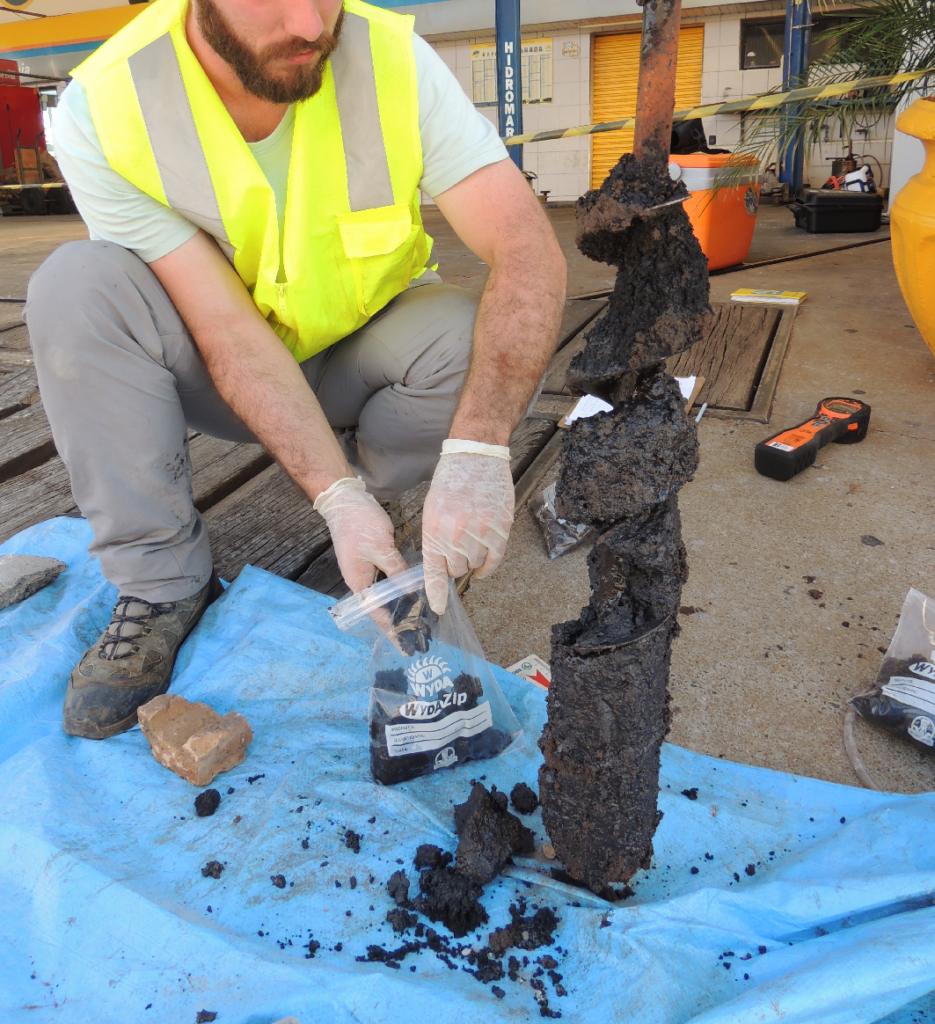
top-left (788, 188), bottom-right (884, 234)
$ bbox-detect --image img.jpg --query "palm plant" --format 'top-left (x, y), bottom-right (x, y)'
top-left (719, 0), bottom-right (935, 188)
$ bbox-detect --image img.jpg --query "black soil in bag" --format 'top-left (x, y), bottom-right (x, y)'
top-left (370, 668), bottom-right (513, 785)
top-left (330, 564), bottom-right (522, 787)
top-left (538, 151), bottom-right (709, 893)
top-left (853, 654), bottom-right (935, 752)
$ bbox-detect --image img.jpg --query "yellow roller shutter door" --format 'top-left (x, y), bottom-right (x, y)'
top-left (591, 26), bottom-right (705, 190)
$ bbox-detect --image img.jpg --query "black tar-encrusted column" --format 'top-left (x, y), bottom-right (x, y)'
top-left (538, 155), bottom-right (712, 895)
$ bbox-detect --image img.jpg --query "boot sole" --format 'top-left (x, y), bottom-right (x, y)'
top-left (62, 673), bottom-right (174, 740)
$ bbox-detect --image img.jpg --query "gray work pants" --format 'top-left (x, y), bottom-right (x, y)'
top-left (25, 241), bottom-right (476, 602)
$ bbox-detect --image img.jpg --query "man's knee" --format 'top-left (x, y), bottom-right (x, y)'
top-left (27, 240), bottom-right (145, 323)
top-left (26, 240), bottom-right (179, 377)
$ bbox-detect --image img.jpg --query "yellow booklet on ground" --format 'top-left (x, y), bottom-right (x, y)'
top-left (731, 288), bottom-right (807, 305)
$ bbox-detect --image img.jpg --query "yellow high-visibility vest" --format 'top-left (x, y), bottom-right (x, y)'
top-left (73, 0), bottom-right (433, 363)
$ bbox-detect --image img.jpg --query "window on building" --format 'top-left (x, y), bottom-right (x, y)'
top-left (740, 16), bottom-right (855, 70)
top-left (470, 39), bottom-right (553, 106)
top-left (741, 19), bottom-right (784, 69)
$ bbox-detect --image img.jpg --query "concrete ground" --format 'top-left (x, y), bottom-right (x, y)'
top-left (3, 204), bottom-right (932, 796)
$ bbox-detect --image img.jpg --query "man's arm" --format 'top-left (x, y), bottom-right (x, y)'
top-left (420, 158), bottom-right (567, 612)
top-left (435, 157), bottom-right (567, 444)
top-left (149, 232), bottom-right (407, 591)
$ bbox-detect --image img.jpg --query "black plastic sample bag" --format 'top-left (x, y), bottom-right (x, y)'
top-left (330, 564), bottom-right (523, 785)
top-left (852, 587), bottom-right (935, 753)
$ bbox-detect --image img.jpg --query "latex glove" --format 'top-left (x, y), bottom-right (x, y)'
top-left (314, 477), bottom-right (408, 595)
top-left (422, 440), bottom-right (515, 615)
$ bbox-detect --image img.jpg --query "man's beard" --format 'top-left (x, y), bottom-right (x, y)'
top-left (194, 0), bottom-right (344, 104)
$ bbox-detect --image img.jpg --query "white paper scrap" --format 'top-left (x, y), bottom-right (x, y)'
top-left (676, 376), bottom-right (697, 401)
top-left (563, 394), bottom-right (613, 425)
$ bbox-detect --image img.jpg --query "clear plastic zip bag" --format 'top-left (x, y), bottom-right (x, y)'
top-left (532, 482), bottom-right (595, 560)
top-left (330, 564), bottom-right (524, 785)
top-left (852, 587), bottom-right (935, 753)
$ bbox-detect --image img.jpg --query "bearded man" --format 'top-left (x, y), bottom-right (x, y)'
top-left (25, 0), bottom-right (566, 739)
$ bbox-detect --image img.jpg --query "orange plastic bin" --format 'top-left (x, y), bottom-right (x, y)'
top-left (669, 154), bottom-right (760, 271)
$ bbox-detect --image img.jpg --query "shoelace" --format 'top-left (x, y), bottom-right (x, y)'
top-left (99, 596), bottom-right (175, 661)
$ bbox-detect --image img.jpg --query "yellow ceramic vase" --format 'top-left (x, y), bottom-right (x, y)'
top-left (891, 97), bottom-right (935, 358)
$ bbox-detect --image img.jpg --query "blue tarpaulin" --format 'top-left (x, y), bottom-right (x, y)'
top-left (1, 517), bottom-right (934, 1024)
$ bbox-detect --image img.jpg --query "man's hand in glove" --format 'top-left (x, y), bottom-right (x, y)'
top-left (314, 477), bottom-right (408, 595)
top-left (422, 440), bottom-right (515, 614)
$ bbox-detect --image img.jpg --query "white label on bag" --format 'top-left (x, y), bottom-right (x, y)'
top-left (909, 716), bottom-right (935, 746)
top-left (909, 660), bottom-right (935, 682)
top-left (385, 702), bottom-right (493, 758)
top-left (882, 676), bottom-right (935, 718)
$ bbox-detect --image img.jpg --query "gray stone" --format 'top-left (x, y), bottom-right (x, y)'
top-left (0, 554), bottom-right (67, 611)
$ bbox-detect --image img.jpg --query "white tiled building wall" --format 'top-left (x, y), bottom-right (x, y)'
top-left (426, 13), bottom-right (894, 203)
top-left (428, 32), bottom-right (592, 203)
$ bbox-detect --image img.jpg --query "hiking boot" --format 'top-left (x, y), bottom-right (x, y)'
top-left (62, 572), bottom-right (222, 739)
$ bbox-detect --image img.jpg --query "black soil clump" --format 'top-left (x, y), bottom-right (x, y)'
top-left (539, 151), bottom-right (708, 894)
top-left (489, 901), bottom-right (559, 955)
top-left (387, 908), bottom-right (419, 933)
top-left (344, 829), bottom-right (362, 854)
top-left (194, 789), bottom-right (221, 818)
top-left (510, 782), bottom-right (539, 815)
top-left (195, 1012), bottom-right (217, 1023)
top-left (270, 874), bottom-right (286, 889)
top-left (411, 866), bottom-right (488, 938)
top-left (201, 860), bottom-right (224, 879)
top-left (453, 782), bottom-right (536, 884)
top-left (415, 844), bottom-right (452, 870)
top-left (387, 869), bottom-right (410, 905)
top-left (378, 782), bottom-right (564, 1015)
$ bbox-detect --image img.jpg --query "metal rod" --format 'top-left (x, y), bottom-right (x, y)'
top-left (633, 0), bottom-right (684, 169)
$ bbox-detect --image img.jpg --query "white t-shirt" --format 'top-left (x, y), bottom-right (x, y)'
top-left (54, 34), bottom-right (507, 264)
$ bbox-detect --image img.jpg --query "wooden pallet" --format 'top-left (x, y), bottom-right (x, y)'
top-left (0, 296), bottom-right (602, 595)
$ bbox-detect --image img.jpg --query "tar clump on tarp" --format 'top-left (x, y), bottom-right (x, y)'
top-left (511, 782), bottom-right (539, 815)
top-left (852, 587), bottom-right (935, 753)
top-left (371, 782), bottom-right (565, 1017)
top-left (330, 564), bottom-right (522, 785)
top-left (201, 860), bottom-right (223, 879)
top-left (194, 788), bottom-right (220, 817)
top-left (539, 151), bottom-right (710, 894)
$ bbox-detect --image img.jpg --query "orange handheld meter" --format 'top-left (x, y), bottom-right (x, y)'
top-left (755, 397), bottom-right (871, 481)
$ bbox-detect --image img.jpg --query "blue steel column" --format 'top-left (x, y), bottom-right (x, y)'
top-left (496, 0), bottom-right (523, 169)
top-left (781, 0), bottom-right (812, 191)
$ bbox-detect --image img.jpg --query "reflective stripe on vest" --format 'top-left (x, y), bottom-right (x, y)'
top-left (128, 32), bottom-right (233, 260)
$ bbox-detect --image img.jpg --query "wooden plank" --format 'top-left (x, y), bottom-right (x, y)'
top-left (556, 297), bottom-right (607, 353)
top-left (508, 416), bottom-right (557, 483)
top-left (514, 429), bottom-right (564, 510)
top-left (0, 436), bottom-right (274, 547)
top-left (543, 331), bottom-right (588, 395)
top-left (0, 365), bottom-right (37, 420)
top-left (0, 401), bottom-right (54, 484)
top-left (0, 455), bottom-right (76, 544)
top-left (295, 546), bottom-right (349, 599)
top-left (204, 463), bottom-right (331, 583)
top-left (188, 435), bottom-right (272, 513)
top-left (666, 303), bottom-right (781, 411)
top-left (529, 394), bottom-right (575, 423)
